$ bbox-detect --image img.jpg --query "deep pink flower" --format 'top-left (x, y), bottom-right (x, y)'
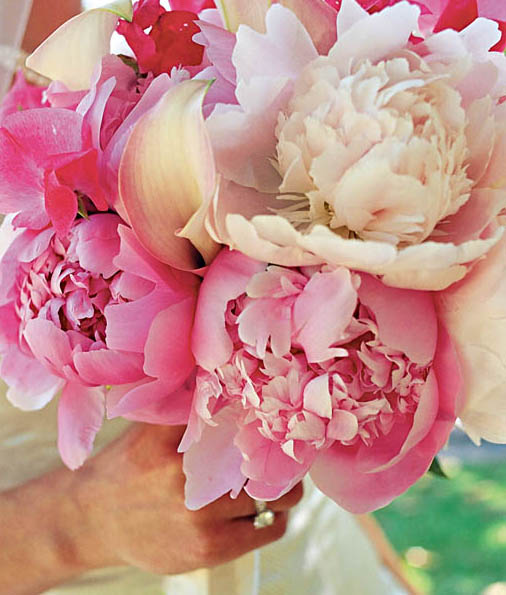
top-left (0, 108), bottom-right (107, 236)
top-left (180, 250), bottom-right (460, 512)
top-left (0, 214), bottom-right (198, 469)
top-left (117, 0), bottom-right (206, 76)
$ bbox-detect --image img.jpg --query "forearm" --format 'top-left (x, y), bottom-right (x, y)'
top-left (0, 466), bottom-right (107, 595)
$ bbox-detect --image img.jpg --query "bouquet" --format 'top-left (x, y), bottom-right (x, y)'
top-left (0, 0), bottom-right (506, 514)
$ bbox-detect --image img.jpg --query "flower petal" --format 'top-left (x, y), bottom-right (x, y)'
top-left (119, 79), bottom-right (217, 269)
top-left (437, 234), bottom-right (506, 443)
top-left (143, 299), bottom-right (196, 392)
top-left (215, 0), bottom-right (270, 33)
top-left (0, 345), bottom-right (63, 411)
top-left (357, 274), bottom-right (437, 365)
top-left (26, 3), bottom-right (131, 91)
top-left (183, 405), bottom-right (246, 510)
top-left (73, 349), bottom-right (145, 385)
top-left (58, 383), bottom-right (105, 469)
top-left (279, 0), bottom-right (337, 54)
top-left (192, 249), bottom-right (265, 371)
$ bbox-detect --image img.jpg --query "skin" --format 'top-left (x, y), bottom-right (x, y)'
top-left (0, 423), bottom-right (303, 595)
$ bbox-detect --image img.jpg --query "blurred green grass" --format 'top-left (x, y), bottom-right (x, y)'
top-left (374, 460), bottom-right (506, 595)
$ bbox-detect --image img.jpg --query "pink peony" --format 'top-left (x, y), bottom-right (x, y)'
top-left (0, 214), bottom-right (198, 469)
top-left (179, 249), bottom-right (460, 513)
top-left (205, 0), bottom-right (506, 291)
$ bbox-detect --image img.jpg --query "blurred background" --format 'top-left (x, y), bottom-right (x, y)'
top-left (58, 3), bottom-right (506, 593)
top-left (375, 430), bottom-right (506, 595)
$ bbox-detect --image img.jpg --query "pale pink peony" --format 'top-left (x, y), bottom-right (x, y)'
top-left (0, 214), bottom-right (198, 469)
top-left (437, 232), bottom-right (506, 445)
top-left (180, 249), bottom-right (460, 512)
top-left (205, 0), bottom-right (506, 290)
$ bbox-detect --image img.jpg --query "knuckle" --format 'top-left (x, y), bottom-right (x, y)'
top-left (287, 483), bottom-right (304, 506)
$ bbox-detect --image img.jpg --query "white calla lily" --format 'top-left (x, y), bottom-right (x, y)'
top-left (26, 0), bottom-right (132, 91)
top-left (119, 79), bottom-right (219, 271)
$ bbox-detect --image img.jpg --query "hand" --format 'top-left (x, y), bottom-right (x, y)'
top-left (75, 423), bottom-right (303, 575)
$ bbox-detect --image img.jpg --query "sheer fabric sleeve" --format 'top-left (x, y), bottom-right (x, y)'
top-left (0, 0), bottom-right (33, 98)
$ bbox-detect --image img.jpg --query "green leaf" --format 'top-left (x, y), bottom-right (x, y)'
top-left (77, 194), bottom-right (90, 219)
top-left (102, 0), bottom-right (133, 22)
top-left (428, 457), bottom-right (448, 479)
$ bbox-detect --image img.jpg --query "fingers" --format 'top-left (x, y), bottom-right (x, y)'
top-left (199, 512), bottom-right (290, 568)
top-left (202, 482), bottom-right (304, 521)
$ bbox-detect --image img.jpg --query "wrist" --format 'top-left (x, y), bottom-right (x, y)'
top-left (70, 462), bottom-right (122, 572)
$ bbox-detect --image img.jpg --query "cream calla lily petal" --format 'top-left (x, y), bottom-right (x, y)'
top-left (215, 0), bottom-right (271, 33)
top-left (26, 1), bottom-right (132, 90)
top-left (119, 79), bottom-right (217, 271)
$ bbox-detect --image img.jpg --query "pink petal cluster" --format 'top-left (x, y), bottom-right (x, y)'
top-left (180, 250), bottom-right (459, 512)
top-left (0, 214), bottom-right (198, 469)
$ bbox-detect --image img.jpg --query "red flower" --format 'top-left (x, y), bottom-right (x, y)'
top-left (117, 0), bottom-right (206, 76)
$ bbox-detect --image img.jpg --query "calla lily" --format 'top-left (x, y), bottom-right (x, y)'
top-left (215, 0), bottom-right (271, 32)
top-left (119, 79), bottom-right (219, 270)
top-left (26, 0), bottom-right (133, 91)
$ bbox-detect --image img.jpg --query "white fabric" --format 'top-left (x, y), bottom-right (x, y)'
top-left (0, 0), bottom-right (33, 98)
top-left (0, 391), bottom-right (407, 595)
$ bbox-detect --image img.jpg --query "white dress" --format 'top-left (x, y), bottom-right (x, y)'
top-left (0, 391), bottom-right (406, 595)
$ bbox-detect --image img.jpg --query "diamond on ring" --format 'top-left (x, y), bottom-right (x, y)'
top-left (253, 500), bottom-right (275, 529)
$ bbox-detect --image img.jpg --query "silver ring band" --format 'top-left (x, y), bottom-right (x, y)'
top-left (253, 500), bottom-right (275, 529)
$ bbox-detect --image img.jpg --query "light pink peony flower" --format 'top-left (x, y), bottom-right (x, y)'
top-left (437, 232), bottom-right (506, 445)
top-left (180, 249), bottom-right (460, 513)
top-left (205, 0), bottom-right (506, 290)
top-left (0, 214), bottom-right (198, 469)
